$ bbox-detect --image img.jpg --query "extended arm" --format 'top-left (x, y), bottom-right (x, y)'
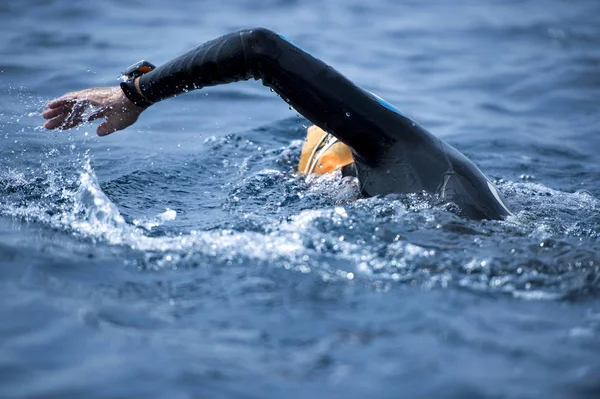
top-left (43, 28), bottom-right (417, 163)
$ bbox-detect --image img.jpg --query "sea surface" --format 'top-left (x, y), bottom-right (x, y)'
top-left (1, 0), bottom-right (599, 398)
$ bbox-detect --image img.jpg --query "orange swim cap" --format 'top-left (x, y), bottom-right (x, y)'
top-left (298, 126), bottom-right (354, 175)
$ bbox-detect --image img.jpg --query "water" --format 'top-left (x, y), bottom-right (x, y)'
top-left (1, 0), bottom-right (600, 398)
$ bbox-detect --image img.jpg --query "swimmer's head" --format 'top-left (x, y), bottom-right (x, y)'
top-left (298, 126), bottom-right (354, 175)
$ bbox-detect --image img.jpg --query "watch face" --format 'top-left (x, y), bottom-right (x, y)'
top-left (121, 60), bottom-right (156, 79)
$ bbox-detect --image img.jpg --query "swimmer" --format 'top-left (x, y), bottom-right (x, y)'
top-left (42, 28), bottom-right (512, 220)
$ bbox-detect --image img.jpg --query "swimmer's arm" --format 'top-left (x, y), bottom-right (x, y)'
top-left (43, 28), bottom-right (409, 161)
top-left (42, 30), bottom-right (262, 135)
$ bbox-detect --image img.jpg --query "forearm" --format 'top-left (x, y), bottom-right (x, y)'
top-left (138, 30), bottom-right (255, 102)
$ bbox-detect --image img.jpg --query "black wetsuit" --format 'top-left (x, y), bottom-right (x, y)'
top-left (136, 28), bottom-right (512, 220)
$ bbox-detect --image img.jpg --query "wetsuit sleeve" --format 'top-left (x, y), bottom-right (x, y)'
top-left (138, 28), bottom-right (419, 164)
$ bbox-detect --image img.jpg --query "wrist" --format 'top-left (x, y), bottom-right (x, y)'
top-left (120, 87), bottom-right (146, 113)
top-left (119, 60), bottom-right (156, 108)
top-left (120, 78), bottom-right (153, 109)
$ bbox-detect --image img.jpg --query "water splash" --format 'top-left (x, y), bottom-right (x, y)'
top-left (0, 144), bottom-right (598, 298)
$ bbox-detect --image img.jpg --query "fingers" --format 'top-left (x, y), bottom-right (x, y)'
top-left (42, 105), bottom-right (69, 120)
top-left (44, 114), bottom-right (83, 130)
top-left (42, 99), bottom-right (97, 130)
top-left (43, 115), bottom-right (68, 130)
top-left (43, 103), bottom-right (76, 129)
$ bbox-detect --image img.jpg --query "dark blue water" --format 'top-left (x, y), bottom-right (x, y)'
top-left (1, 1), bottom-right (600, 398)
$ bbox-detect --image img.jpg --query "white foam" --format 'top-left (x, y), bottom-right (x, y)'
top-left (1, 154), bottom-right (597, 297)
top-left (133, 209), bottom-right (177, 231)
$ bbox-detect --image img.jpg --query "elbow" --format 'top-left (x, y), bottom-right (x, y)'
top-left (244, 27), bottom-right (279, 42)
top-left (242, 27), bottom-right (285, 58)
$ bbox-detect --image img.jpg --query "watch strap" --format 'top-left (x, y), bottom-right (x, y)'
top-left (120, 80), bottom-right (153, 108)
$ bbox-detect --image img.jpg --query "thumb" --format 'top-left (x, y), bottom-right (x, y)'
top-left (96, 118), bottom-right (119, 136)
top-left (95, 96), bottom-right (141, 136)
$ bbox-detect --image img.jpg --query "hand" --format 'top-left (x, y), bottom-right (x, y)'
top-left (42, 86), bottom-right (145, 136)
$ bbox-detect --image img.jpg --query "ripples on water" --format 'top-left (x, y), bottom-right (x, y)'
top-left (1, 0), bottom-right (599, 398)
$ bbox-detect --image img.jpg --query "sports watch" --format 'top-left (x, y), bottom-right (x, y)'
top-left (119, 60), bottom-right (156, 108)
